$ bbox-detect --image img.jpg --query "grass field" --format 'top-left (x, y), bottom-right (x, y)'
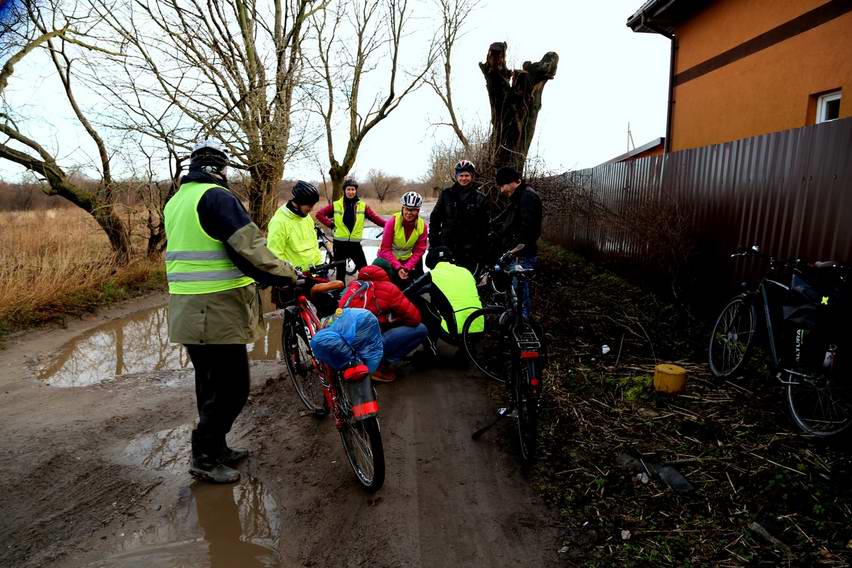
top-left (0, 208), bottom-right (164, 337)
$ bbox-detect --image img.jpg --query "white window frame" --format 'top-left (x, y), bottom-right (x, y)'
top-left (816, 91), bottom-right (842, 124)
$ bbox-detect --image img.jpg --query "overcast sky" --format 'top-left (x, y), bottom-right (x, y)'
top-left (1, 0), bottom-right (670, 183)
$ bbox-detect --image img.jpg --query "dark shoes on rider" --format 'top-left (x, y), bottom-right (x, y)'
top-left (189, 460), bottom-right (241, 484)
top-left (189, 429), bottom-right (246, 484)
top-left (219, 446), bottom-right (249, 465)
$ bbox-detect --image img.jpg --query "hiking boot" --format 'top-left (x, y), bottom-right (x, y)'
top-left (189, 460), bottom-right (241, 484)
top-left (219, 446), bottom-right (249, 465)
top-left (371, 364), bottom-right (397, 383)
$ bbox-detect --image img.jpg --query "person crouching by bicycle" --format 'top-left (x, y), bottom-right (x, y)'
top-left (165, 139), bottom-right (299, 484)
top-left (377, 191), bottom-right (428, 286)
top-left (315, 179), bottom-right (387, 281)
top-left (493, 166), bottom-right (542, 319)
top-left (429, 160), bottom-right (490, 274)
top-left (338, 264), bottom-right (427, 382)
top-left (267, 181), bottom-right (323, 272)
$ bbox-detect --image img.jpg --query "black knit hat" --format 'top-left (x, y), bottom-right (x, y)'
top-left (495, 166), bottom-right (522, 185)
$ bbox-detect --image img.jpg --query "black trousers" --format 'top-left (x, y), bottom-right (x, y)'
top-left (185, 344), bottom-right (250, 449)
top-left (332, 239), bottom-right (368, 281)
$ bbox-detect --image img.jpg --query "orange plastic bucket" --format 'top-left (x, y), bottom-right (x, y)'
top-left (653, 364), bottom-right (687, 394)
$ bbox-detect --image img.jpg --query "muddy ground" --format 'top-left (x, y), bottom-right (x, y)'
top-left (0, 292), bottom-right (563, 567)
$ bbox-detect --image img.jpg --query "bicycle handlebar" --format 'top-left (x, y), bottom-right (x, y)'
top-left (730, 245), bottom-right (847, 272)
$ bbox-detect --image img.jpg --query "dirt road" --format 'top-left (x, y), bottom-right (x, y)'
top-left (0, 293), bottom-right (562, 567)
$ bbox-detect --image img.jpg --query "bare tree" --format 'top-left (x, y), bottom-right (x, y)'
top-left (480, 42), bottom-right (558, 174)
top-left (366, 168), bottom-right (399, 202)
top-left (425, 0), bottom-right (478, 154)
top-left (87, 0), bottom-right (324, 228)
top-left (306, 0), bottom-right (437, 200)
top-left (0, 1), bottom-right (132, 262)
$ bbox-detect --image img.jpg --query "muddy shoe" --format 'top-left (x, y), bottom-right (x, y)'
top-left (219, 446), bottom-right (249, 465)
top-left (189, 461), bottom-right (241, 484)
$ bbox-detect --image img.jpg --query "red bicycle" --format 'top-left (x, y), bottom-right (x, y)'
top-left (275, 264), bottom-right (385, 491)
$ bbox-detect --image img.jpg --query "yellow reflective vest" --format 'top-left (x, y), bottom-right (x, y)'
top-left (333, 198), bottom-right (366, 241)
top-left (430, 261), bottom-right (483, 334)
top-left (391, 212), bottom-right (424, 261)
top-left (164, 182), bottom-right (254, 295)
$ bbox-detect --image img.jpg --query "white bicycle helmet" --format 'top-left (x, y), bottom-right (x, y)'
top-left (400, 191), bottom-right (423, 208)
top-left (190, 138), bottom-right (229, 171)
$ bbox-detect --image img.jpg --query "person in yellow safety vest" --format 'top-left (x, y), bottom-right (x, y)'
top-left (422, 246), bottom-right (483, 336)
top-left (315, 179), bottom-right (386, 281)
top-left (377, 191), bottom-right (428, 285)
top-left (267, 181), bottom-right (323, 271)
top-left (164, 138), bottom-right (299, 484)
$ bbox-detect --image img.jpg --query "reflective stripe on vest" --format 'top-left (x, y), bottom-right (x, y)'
top-left (430, 262), bottom-right (483, 334)
top-left (333, 199), bottom-right (366, 241)
top-left (163, 181), bottom-right (254, 295)
top-left (391, 212), bottom-right (424, 261)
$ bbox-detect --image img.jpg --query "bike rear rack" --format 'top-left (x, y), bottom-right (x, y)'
top-left (513, 323), bottom-right (541, 351)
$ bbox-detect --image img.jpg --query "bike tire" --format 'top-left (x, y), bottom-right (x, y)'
top-left (708, 295), bottom-right (756, 378)
top-left (282, 319), bottom-right (328, 416)
top-left (514, 360), bottom-right (539, 463)
top-left (340, 416), bottom-right (385, 492)
top-left (461, 307), bottom-right (510, 383)
top-left (786, 369), bottom-right (852, 439)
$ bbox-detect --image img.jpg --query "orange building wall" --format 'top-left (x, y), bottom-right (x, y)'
top-left (669, 3), bottom-right (852, 151)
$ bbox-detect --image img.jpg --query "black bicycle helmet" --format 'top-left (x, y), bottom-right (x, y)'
top-left (342, 179), bottom-right (359, 190)
top-left (291, 180), bottom-right (320, 205)
top-left (425, 246), bottom-right (454, 270)
top-left (190, 138), bottom-right (229, 172)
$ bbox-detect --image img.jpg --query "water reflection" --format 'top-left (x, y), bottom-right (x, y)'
top-left (89, 477), bottom-right (281, 568)
top-left (39, 293), bottom-right (285, 387)
top-left (125, 424), bottom-right (193, 474)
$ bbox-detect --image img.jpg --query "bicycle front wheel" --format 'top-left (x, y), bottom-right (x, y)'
top-left (340, 416), bottom-right (385, 492)
top-left (462, 307), bottom-right (510, 383)
top-left (708, 295), bottom-right (756, 378)
top-left (515, 360), bottom-right (539, 463)
top-left (282, 319), bottom-right (328, 416)
top-left (787, 370), bottom-right (852, 438)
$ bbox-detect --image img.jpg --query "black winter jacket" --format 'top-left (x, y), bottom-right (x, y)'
top-left (493, 183), bottom-right (542, 257)
top-left (429, 182), bottom-right (490, 260)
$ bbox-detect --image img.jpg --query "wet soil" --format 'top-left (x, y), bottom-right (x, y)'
top-left (0, 292), bottom-right (562, 567)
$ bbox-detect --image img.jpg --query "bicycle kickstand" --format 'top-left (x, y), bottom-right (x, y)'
top-left (471, 406), bottom-right (514, 440)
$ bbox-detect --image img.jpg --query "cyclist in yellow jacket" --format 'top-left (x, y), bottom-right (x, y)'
top-left (267, 181), bottom-right (323, 271)
top-left (165, 139), bottom-right (298, 484)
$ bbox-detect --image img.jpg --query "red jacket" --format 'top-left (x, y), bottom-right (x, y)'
top-left (338, 265), bottom-right (421, 328)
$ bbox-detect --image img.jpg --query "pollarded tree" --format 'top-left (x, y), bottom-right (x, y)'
top-left (479, 42), bottom-right (558, 175)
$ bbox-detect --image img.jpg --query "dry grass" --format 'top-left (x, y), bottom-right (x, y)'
top-left (0, 208), bottom-right (164, 335)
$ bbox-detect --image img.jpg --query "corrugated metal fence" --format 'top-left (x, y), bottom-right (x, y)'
top-left (540, 117), bottom-right (852, 288)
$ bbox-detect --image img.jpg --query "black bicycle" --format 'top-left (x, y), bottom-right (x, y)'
top-left (462, 245), bottom-right (544, 462)
top-left (708, 246), bottom-right (851, 438)
top-left (316, 225), bottom-right (357, 277)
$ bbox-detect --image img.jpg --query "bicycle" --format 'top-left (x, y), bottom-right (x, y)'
top-left (273, 262), bottom-right (385, 491)
top-left (461, 245), bottom-right (544, 462)
top-left (708, 245), bottom-right (851, 438)
top-left (316, 225), bottom-right (357, 277)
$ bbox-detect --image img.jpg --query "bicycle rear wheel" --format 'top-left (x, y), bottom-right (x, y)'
top-left (339, 411), bottom-right (385, 492)
top-left (787, 369), bottom-right (852, 438)
top-left (514, 360), bottom-right (539, 463)
top-left (708, 295), bottom-right (756, 378)
top-left (282, 318), bottom-right (328, 416)
top-left (462, 307), bottom-right (510, 383)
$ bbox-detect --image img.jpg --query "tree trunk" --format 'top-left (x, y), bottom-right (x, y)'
top-left (95, 208), bottom-right (132, 265)
top-left (479, 42), bottom-right (559, 175)
top-left (329, 165), bottom-right (347, 202)
top-left (248, 162), bottom-right (284, 230)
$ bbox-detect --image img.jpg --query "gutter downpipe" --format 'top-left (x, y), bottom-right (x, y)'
top-left (643, 15), bottom-right (676, 154)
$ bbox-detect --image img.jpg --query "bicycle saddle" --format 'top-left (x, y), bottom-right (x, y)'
top-left (311, 280), bottom-right (345, 295)
top-left (506, 264), bottom-right (533, 275)
top-left (813, 260), bottom-right (840, 269)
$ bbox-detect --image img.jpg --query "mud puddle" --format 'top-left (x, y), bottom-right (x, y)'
top-left (39, 300), bottom-right (284, 388)
top-left (88, 477), bottom-right (282, 567)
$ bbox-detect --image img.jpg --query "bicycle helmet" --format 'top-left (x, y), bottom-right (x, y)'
top-left (454, 159), bottom-right (476, 176)
top-left (190, 138), bottom-right (229, 171)
top-left (400, 191), bottom-right (423, 208)
top-left (425, 246), bottom-right (453, 269)
top-left (342, 179), bottom-right (359, 190)
top-left (291, 180), bottom-right (320, 205)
